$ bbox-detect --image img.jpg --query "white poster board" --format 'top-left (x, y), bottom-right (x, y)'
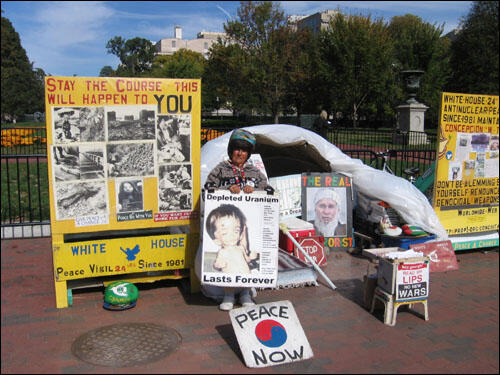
top-left (201, 190), bottom-right (279, 288)
top-left (229, 300), bottom-right (314, 368)
top-left (395, 260), bottom-right (430, 301)
top-left (268, 174), bottom-right (302, 219)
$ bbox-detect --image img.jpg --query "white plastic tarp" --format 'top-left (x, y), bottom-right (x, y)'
top-left (200, 124), bottom-right (448, 240)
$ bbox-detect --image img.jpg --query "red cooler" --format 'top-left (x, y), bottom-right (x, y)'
top-left (279, 217), bottom-right (316, 253)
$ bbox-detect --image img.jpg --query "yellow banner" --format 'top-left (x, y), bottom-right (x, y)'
top-left (53, 233), bottom-right (199, 281)
top-left (44, 77), bottom-right (201, 235)
top-left (433, 92), bottom-right (499, 236)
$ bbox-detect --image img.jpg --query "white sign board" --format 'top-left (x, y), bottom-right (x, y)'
top-left (268, 174), bottom-right (302, 219)
top-left (229, 300), bottom-right (314, 368)
top-left (396, 261), bottom-right (430, 301)
top-left (201, 190), bottom-right (279, 288)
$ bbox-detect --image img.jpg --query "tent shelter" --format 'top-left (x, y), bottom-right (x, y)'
top-left (200, 124), bottom-right (447, 240)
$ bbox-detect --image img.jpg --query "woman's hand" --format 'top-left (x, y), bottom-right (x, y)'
top-left (243, 185), bottom-right (254, 194)
top-left (229, 184), bottom-right (241, 194)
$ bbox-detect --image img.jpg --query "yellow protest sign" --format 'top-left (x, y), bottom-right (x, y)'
top-left (44, 77), bottom-right (201, 307)
top-left (45, 77), bottom-right (201, 234)
top-left (433, 92), bottom-right (499, 236)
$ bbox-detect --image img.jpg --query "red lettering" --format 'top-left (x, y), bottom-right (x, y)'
top-left (46, 77), bottom-right (56, 92)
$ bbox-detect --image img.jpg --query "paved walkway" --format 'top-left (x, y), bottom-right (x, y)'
top-left (1, 237), bottom-right (498, 374)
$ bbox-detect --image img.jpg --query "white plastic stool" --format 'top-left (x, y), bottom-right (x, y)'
top-left (392, 299), bottom-right (429, 326)
top-left (371, 286), bottom-right (429, 326)
top-left (370, 286), bottom-right (394, 325)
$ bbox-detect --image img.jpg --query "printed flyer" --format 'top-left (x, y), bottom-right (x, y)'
top-left (201, 190), bottom-right (280, 288)
top-left (433, 92), bottom-right (499, 236)
top-left (268, 174), bottom-right (302, 219)
top-left (301, 172), bottom-right (353, 250)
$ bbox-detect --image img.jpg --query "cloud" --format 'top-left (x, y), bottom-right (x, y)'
top-left (17, 1), bottom-right (116, 75)
top-left (29, 1), bottom-right (115, 48)
top-left (216, 5), bottom-right (233, 20)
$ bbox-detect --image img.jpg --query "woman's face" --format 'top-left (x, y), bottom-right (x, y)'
top-left (231, 149), bottom-right (249, 168)
top-left (123, 182), bottom-right (133, 193)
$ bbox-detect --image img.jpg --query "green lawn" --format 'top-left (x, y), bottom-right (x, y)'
top-left (1, 159), bottom-right (50, 222)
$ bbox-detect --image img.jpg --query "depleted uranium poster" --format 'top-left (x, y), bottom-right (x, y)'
top-left (45, 77), bottom-right (201, 235)
top-left (201, 190), bottom-right (280, 288)
top-left (433, 92), bottom-right (499, 237)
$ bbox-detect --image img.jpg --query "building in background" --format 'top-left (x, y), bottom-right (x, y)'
top-left (294, 9), bottom-right (339, 34)
top-left (155, 26), bottom-right (226, 58)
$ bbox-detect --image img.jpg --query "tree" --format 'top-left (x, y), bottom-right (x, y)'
top-left (151, 49), bottom-right (205, 78)
top-left (203, 40), bottom-right (258, 116)
top-left (1, 15), bottom-right (45, 118)
top-left (104, 36), bottom-right (156, 77)
top-left (321, 13), bottom-right (395, 127)
top-left (99, 66), bottom-right (115, 77)
top-left (447, 1), bottom-right (499, 95)
top-left (389, 14), bottom-right (451, 127)
top-left (282, 28), bottom-right (323, 124)
top-left (223, 1), bottom-right (292, 123)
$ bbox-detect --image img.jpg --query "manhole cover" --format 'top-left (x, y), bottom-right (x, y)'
top-left (71, 323), bottom-right (181, 367)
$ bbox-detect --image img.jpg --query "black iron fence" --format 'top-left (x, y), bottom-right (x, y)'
top-left (1, 124), bottom-right (436, 238)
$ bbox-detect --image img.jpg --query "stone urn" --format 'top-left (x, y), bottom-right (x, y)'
top-left (402, 70), bottom-right (424, 104)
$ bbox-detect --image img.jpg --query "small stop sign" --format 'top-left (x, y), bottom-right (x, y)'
top-left (294, 236), bottom-right (326, 267)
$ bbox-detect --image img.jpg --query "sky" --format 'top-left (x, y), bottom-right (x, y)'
top-left (2, 1), bottom-right (474, 77)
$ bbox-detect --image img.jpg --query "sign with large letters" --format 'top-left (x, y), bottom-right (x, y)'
top-left (45, 77), bottom-right (201, 307)
top-left (433, 92), bottom-right (499, 238)
top-left (201, 190), bottom-right (279, 288)
top-left (229, 300), bottom-right (314, 368)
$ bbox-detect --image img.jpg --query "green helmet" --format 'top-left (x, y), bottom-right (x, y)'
top-left (227, 129), bottom-right (256, 158)
top-left (103, 281), bottom-right (139, 311)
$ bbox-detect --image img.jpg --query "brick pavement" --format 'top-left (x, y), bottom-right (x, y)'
top-left (1, 237), bottom-right (498, 374)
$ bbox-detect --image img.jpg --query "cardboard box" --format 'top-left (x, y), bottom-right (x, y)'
top-left (362, 247), bottom-right (404, 261)
top-left (378, 256), bottom-right (429, 301)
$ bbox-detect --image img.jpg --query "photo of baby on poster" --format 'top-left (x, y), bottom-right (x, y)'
top-left (201, 190), bottom-right (280, 288)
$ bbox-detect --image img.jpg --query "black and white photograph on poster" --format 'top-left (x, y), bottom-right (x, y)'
top-left (77, 107), bottom-right (105, 142)
top-left (301, 173), bottom-right (353, 251)
top-left (159, 188), bottom-right (192, 212)
top-left (79, 145), bottom-right (105, 180)
top-left (158, 164), bottom-right (192, 212)
top-left (53, 107), bottom-right (83, 143)
top-left (448, 161), bottom-right (462, 181)
top-left (454, 132), bottom-right (471, 161)
top-left (115, 179), bottom-right (144, 213)
top-left (55, 180), bottom-right (108, 221)
top-left (107, 106), bottom-right (156, 141)
top-left (201, 190), bottom-right (279, 288)
top-left (52, 145), bottom-right (80, 181)
top-left (157, 114), bottom-right (191, 163)
top-left (471, 133), bottom-right (490, 152)
top-left (106, 142), bottom-right (155, 177)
